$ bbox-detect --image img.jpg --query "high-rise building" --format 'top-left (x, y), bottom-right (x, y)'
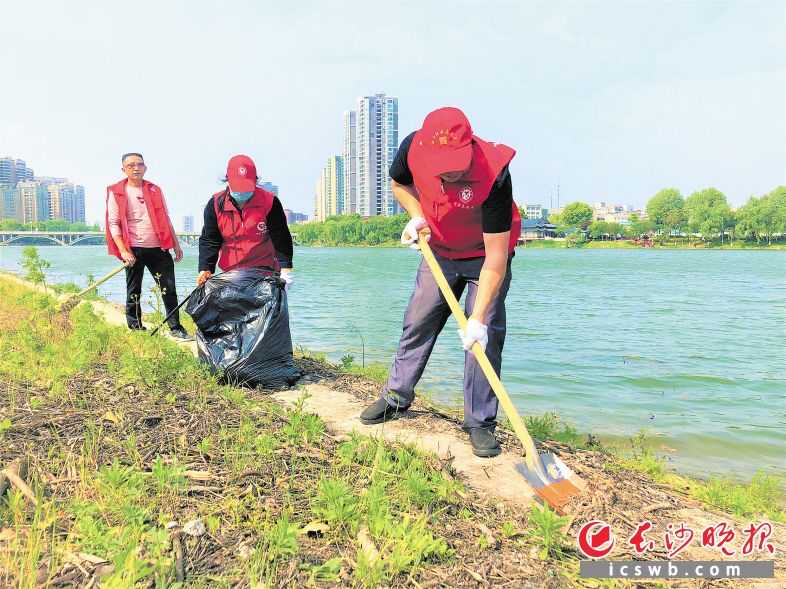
top-left (37, 176), bottom-right (68, 187)
top-left (314, 175), bottom-right (326, 222)
top-left (259, 181), bottom-right (279, 198)
top-left (347, 93), bottom-right (400, 217)
top-left (314, 156), bottom-right (344, 221)
top-left (342, 110), bottom-right (357, 214)
top-left (0, 157), bottom-right (34, 187)
top-left (17, 182), bottom-right (50, 225)
top-left (0, 184), bottom-right (21, 221)
top-left (0, 157), bottom-right (14, 186)
top-left (73, 185), bottom-right (85, 223)
top-left (48, 183), bottom-right (76, 221)
top-left (284, 209), bottom-right (308, 224)
top-left (182, 214), bottom-right (194, 232)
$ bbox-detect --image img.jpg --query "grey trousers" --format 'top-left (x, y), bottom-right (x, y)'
top-left (382, 253), bottom-right (513, 430)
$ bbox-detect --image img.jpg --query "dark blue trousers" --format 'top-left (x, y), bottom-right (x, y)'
top-left (382, 253), bottom-right (512, 430)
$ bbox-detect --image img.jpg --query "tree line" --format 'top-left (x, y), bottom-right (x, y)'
top-left (0, 219), bottom-right (100, 232)
top-left (294, 214), bottom-right (409, 246)
top-left (295, 186), bottom-right (786, 247)
top-left (545, 186), bottom-right (786, 244)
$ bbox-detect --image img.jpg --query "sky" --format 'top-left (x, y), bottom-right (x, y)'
top-left (1, 1), bottom-right (784, 227)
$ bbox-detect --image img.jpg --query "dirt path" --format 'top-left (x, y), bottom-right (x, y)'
top-left (273, 383), bottom-right (539, 508)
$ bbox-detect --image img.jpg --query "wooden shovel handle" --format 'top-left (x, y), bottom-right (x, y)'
top-left (418, 235), bottom-right (540, 470)
top-left (75, 262), bottom-right (129, 297)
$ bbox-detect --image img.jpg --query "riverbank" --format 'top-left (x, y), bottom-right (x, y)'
top-left (1, 272), bottom-right (784, 587)
top-left (519, 239), bottom-right (786, 250)
top-left (2, 246), bottom-right (784, 484)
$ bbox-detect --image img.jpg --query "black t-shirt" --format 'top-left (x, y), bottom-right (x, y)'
top-left (389, 131), bottom-right (513, 234)
top-left (198, 192), bottom-right (293, 273)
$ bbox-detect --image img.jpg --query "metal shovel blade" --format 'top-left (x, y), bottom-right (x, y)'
top-left (515, 453), bottom-right (587, 510)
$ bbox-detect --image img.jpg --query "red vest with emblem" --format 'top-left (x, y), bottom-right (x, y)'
top-left (407, 135), bottom-right (521, 258)
top-left (212, 188), bottom-right (277, 272)
top-left (105, 179), bottom-right (175, 259)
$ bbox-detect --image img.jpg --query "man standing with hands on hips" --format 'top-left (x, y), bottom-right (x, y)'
top-left (105, 152), bottom-right (189, 339)
top-left (359, 107), bottom-right (521, 458)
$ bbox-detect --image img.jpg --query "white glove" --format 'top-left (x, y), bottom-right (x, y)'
top-left (458, 317), bottom-right (488, 352)
top-left (401, 217), bottom-right (431, 250)
top-left (280, 270), bottom-right (294, 293)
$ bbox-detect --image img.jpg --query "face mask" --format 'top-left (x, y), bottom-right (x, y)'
top-left (230, 190), bottom-right (254, 202)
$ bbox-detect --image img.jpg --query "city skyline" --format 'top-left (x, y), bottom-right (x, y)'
top-left (0, 156), bottom-right (86, 224)
top-left (1, 2), bottom-right (783, 224)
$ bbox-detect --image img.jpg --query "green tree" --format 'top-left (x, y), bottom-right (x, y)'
top-left (763, 186), bottom-right (786, 243)
top-left (564, 231), bottom-right (587, 247)
top-left (735, 197), bottom-right (766, 243)
top-left (685, 188), bottom-right (733, 243)
top-left (588, 221), bottom-right (609, 240)
top-left (21, 246), bottom-right (50, 289)
top-left (631, 218), bottom-right (656, 237)
top-left (0, 218), bottom-right (24, 230)
top-left (646, 188), bottom-right (685, 234)
top-left (40, 219), bottom-right (71, 231)
top-left (561, 202), bottom-right (593, 228)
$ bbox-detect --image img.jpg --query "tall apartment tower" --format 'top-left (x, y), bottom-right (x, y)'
top-left (73, 185), bottom-right (86, 223)
top-left (0, 185), bottom-right (20, 220)
top-left (182, 214), bottom-right (194, 233)
top-left (0, 157), bottom-right (14, 186)
top-left (345, 94), bottom-right (400, 217)
top-left (17, 182), bottom-right (50, 225)
top-left (48, 183), bottom-right (76, 221)
top-left (314, 156), bottom-right (344, 221)
top-left (342, 110), bottom-right (357, 214)
top-left (0, 157), bottom-right (34, 186)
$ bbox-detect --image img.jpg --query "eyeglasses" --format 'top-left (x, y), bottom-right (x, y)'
top-left (124, 162), bottom-right (146, 169)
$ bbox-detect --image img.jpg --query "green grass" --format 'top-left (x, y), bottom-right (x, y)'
top-left (0, 275), bottom-right (488, 587)
top-left (605, 429), bottom-right (786, 522)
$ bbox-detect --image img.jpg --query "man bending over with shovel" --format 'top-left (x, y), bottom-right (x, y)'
top-left (359, 107), bottom-right (521, 458)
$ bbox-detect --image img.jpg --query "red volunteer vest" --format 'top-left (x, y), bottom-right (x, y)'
top-left (105, 179), bottom-right (175, 259)
top-left (408, 135), bottom-right (521, 258)
top-left (213, 188), bottom-right (277, 272)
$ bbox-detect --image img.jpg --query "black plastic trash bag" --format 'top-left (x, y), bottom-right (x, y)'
top-left (185, 268), bottom-right (300, 389)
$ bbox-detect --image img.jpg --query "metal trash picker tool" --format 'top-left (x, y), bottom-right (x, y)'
top-left (419, 234), bottom-right (587, 511)
top-left (57, 262), bottom-right (129, 313)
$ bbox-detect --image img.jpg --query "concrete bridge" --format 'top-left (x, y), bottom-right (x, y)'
top-left (0, 231), bottom-right (202, 246)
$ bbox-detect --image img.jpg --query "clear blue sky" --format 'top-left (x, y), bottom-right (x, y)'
top-left (2, 1), bottom-right (784, 226)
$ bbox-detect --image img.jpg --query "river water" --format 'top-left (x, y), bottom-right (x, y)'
top-left (1, 245), bottom-right (784, 483)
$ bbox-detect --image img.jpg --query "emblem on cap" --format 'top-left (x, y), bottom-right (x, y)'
top-left (238, 166), bottom-right (248, 176)
top-left (431, 128), bottom-right (458, 147)
top-left (460, 186), bottom-right (473, 203)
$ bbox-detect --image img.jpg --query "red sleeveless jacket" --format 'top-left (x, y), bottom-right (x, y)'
top-left (212, 188), bottom-right (277, 271)
top-left (407, 136), bottom-right (520, 258)
top-left (105, 179), bottom-right (175, 259)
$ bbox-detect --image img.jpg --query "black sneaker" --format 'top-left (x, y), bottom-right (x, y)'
top-left (469, 427), bottom-right (501, 458)
top-left (169, 327), bottom-right (191, 340)
top-left (359, 398), bottom-right (409, 425)
top-left (129, 325), bottom-right (147, 331)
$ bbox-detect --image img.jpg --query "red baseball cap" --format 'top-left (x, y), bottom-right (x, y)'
top-left (226, 154), bottom-right (257, 192)
top-left (419, 107), bottom-right (474, 176)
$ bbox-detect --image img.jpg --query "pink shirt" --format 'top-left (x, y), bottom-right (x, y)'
top-left (107, 184), bottom-right (166, 248)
